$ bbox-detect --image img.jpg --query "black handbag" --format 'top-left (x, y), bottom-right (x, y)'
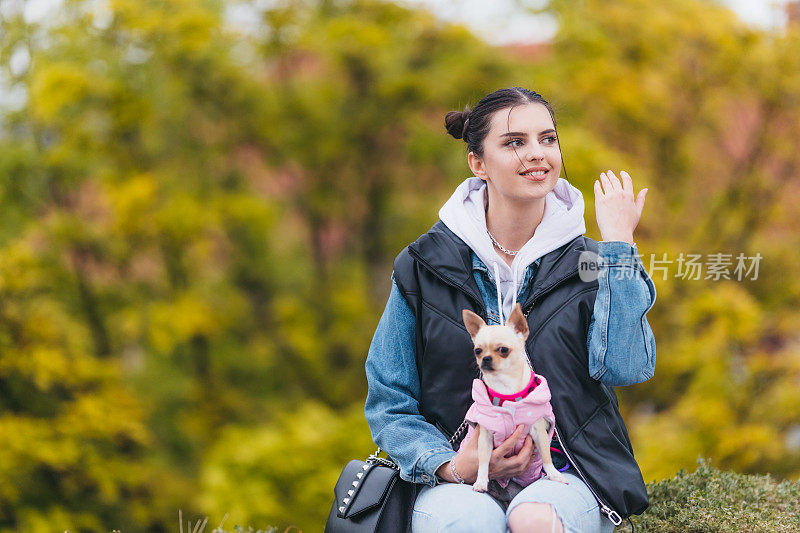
top-left (325, 423), bottom-right (468, 533)
top-left (324, 449), bottom-right (417, 533)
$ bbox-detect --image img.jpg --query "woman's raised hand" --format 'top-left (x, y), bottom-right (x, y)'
top-left (438, 425), bottom-right (534, 484)
top-left (593, 170), bottom-right (648, 245)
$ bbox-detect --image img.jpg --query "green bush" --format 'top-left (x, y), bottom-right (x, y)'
top-left (621, 459), bottom-right (800, 532)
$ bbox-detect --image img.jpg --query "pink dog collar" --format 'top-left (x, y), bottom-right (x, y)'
top-left (484, 373), bottom-right (540, 407)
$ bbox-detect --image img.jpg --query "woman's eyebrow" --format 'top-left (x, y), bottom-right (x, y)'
top-left (499, 129), bottom-right (556, 138)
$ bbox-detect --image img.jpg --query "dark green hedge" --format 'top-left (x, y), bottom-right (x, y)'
top-left (622, 459), bottom-right (800, 532)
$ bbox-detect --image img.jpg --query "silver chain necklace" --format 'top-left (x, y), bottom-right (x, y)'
top-left (487, 228), bottom-right (520, 256)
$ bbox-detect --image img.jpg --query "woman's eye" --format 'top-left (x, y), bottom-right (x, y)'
top-left (506, 136), bottom-right (556, 147)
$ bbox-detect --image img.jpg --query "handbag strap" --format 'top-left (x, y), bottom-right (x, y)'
top-left (369, 419), bottom-right (470, 468)
top-left (447, 419), bottom-right (470, 447)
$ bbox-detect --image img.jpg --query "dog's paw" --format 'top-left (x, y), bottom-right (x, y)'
top-left (546, 470), bottom-right (568, 484)
top-left (472, 480), bottom-right (488, 492)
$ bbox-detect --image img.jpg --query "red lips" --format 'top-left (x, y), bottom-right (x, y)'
top-left (520, 167), bottom-right (549, 174)
top-left (521, 168), bottom-right (549, 181)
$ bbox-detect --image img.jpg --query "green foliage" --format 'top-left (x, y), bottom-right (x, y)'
top-left (0, 239), bottom-right (179, 531)
top-left (622, 459), bottom-right (800, 532)
top-left (197, 402), bottom-right (374, 533)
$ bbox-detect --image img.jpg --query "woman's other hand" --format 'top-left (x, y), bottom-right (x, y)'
top-left (594, 170), bottom-right (648, 245)
top-left (436, 425), bottom-right (534, 483)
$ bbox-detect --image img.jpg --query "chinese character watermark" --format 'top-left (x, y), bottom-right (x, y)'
top-left (578, 250), bottom-right (762, 282)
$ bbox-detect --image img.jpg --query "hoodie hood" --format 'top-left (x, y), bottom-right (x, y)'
top-left (438, 176), bottom-right (586, 323)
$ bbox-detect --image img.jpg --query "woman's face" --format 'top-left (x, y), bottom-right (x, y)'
top-left (468, 103), bottom-right (561, 203)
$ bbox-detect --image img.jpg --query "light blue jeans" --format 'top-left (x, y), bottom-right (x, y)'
top-left (411, 470), bottom-right (616, 533)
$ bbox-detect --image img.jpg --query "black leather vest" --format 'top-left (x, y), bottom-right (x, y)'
top-left (392, 220), bottom-right (648, 522)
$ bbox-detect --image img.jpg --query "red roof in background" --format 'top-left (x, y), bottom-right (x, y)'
top-left (788, 1), bottom-right (800, 25)
top-left (499, 41), bottom-right (551, 61)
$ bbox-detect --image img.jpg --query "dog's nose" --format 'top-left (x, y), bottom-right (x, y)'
top-left (481, 356), bottom-right (493, 370)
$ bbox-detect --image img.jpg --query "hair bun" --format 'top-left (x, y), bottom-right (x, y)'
top-left (444, 107), bottom-right (471, 140)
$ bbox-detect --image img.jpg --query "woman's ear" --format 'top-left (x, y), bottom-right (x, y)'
top-left (468, 152), bottom-right (487, 180)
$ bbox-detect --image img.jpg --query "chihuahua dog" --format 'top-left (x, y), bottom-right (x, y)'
top-left (461, 303), bottom-right (567, 492)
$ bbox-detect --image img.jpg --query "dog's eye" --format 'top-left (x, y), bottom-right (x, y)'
top-left (498, 346), bottom-right (509, 355)
top-left (474, 348), bottom-right (482, 356)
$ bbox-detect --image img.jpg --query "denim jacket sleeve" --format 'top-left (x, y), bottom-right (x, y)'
top-left (364, 276), bottom-right (456, 486)
top-left (587, 241), bottom-right (657, 386)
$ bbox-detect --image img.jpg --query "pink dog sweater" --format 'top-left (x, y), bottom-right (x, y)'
top-left (458, 373), bottom-right (556, 488)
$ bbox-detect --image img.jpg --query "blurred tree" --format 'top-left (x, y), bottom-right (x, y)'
top-left (0, 236), bottom-right (183, 531)
top-left (0, 0), bottom-right (281, 529)
top-left (257, 0), bottom-right (520, 288)
top-left (198, 401), bottom-right (374, 532)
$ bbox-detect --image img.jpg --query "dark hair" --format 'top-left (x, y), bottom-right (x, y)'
top-left (444, 87), bottom-right (558, 158)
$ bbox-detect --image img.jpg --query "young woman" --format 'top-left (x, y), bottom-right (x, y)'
top-left (365, 87), bottom-right (656, 533)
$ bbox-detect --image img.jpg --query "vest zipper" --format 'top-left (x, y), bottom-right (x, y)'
top-left (551, 424), bottom-right (623, 526)
top-left (525, 301), bottom-right (624, 527)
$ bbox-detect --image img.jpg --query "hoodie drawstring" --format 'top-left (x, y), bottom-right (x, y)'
top-left (493, 261), bottom-right (520, 325)
top-left (492, 262), bottom-right (504, 324)
top-left (512, 263), bottom-right (518, 313)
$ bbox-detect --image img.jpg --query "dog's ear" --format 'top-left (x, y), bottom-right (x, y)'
top-left (506, 303), bottom-right (529, 339)
top-left (462, 309), bottom-right (486, 340)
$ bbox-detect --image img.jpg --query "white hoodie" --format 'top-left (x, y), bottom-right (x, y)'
top-left (438, 176), bottom-right (586, 323)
